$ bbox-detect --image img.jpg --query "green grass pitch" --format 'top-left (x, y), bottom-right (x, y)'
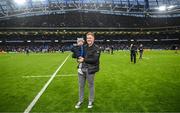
top-left (0, 50), bottom-right (180, 112)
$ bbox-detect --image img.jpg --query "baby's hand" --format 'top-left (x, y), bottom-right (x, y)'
top-left (78, 57), bottom-right (84, 59)
top-left (78, 57), bottom-right (84, 63)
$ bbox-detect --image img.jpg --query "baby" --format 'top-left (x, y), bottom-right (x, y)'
top-left (71, 38), bottom-right (85, 74)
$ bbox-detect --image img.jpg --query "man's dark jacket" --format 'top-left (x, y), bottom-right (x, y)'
top-left (82, 44), bottom-right (101, 74)
top-left (130, 45), bottom-right (137, 54)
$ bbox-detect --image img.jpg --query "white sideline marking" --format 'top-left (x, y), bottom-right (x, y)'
top-left (58, 74), bottom-right (77, 77)
top-left (24, 54), bottom-right (70, 113)
top-left (143, 57), bottom-right (150, 59)
top-left (22, 74), bottom-right (77, 78)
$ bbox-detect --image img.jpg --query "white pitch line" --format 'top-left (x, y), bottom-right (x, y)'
top-left (22, 75), bottom-right (51, 78)
top-left (60, 74), bottom-right (77, 77)
top-left (24, 54), bottom-right (70, 113)
top-left (143, 57), bottom-right (150, 59)
top-left (22, 74), bottom-right (77, 78)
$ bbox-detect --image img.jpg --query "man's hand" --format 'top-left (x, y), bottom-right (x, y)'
top-left (78, 57), bottom-right (84, 63)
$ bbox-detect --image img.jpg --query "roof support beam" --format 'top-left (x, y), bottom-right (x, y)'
top-left (144, 0), bottom-right (149, 10)
top-left (0, 4), bottom-right (5, 14)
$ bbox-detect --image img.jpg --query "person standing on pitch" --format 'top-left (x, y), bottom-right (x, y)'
top-left (139, 44), bottom-right (144, 59)
top-left (75, 32), bottom-right (101, 109)
top-left (130, 43), bottom-right (137, 64)
top-left (110, 45), bottom-right (114, 55)
top-left (25, 47), bottom-right (30, 55)
top-left (175, 46), bottom-right (178, 54)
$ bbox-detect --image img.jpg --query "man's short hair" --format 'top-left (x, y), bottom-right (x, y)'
top-left (86, 32), bottom-right (95, 37)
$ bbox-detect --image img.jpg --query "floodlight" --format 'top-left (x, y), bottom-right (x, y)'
top-left (32, 0), bottom-right (45, 2)
top-left (167, 5), bottom-right (175, 10)
top-left (158, 6), bottom-right (166, 11)
top-left (14, 0), bottom-right (26, 5)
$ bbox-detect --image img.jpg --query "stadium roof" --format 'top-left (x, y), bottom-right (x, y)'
top-left (0, 0), bottom-right (180, 19)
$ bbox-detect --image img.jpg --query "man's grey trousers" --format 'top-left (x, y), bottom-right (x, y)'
top-left (78, 68), bottom-right (95, 103)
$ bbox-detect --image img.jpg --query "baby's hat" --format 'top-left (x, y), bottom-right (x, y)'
top-left (77, 38), bottom-right (84, 42)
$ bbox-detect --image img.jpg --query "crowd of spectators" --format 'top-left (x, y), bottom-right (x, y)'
top-left (0, 43), bottom-right (179, 53)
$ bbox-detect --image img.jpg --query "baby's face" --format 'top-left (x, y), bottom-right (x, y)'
top-left (77, 41), bottom-right (84, 46)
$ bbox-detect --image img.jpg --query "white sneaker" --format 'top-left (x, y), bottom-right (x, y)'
top-left (75, 101), bottom-right (82, 109)
top-left (78, 68), bottom-right (83, 75)
top-left (88, 102), bottom-right (93, 109)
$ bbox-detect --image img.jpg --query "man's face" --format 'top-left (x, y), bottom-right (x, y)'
top-left (86, 35), bottom-right (94, 46)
